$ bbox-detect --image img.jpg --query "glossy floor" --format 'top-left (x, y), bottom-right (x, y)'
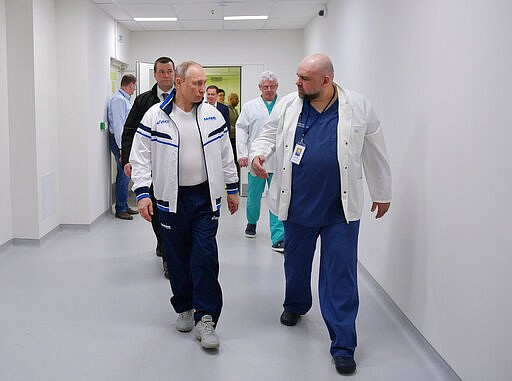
top-left (0, 198), bottom-right (460, 381)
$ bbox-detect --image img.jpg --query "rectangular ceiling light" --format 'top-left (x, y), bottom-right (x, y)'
top-left (133, 17), bottom-right (177, 22)
top-left (224, 15), bottom-right (268, 21)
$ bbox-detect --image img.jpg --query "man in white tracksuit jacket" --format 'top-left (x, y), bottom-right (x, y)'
top-left (236, 71), bottom-right (285, 252)
top-left (130, 61), bottom-right (239, 350)
top-left (250, 53), bottom-right (392, 375)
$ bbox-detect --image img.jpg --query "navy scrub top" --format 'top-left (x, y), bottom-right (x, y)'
top-left (287, 98), bottom-right (346, 227)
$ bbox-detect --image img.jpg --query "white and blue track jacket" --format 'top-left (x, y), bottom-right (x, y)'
top-left (129, 89), bottom-right (239, 213)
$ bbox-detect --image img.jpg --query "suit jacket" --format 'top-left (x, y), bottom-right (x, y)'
top-left (216, 102), bottom-right (230, 134)
top-left (228, 105), bottom-right (239, 140)
top-left (121, 84), bottom-right (161, 167)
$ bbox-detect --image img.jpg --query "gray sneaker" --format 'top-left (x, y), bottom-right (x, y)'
top-left (176, 309), bottom-right (194, 332)
top-left (195, 315), bottom-right (220, 349)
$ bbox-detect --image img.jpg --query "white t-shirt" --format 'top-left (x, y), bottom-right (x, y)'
top-left (172, 105), bottom-right (207, 186)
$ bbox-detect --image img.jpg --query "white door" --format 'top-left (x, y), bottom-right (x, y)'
top-left (136, 61), bottom-right (155, 95)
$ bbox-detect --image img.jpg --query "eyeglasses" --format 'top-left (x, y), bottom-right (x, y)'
top-left (261, 85), bottom-right (277, 90)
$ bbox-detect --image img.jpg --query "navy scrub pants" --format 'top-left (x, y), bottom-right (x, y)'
top-left (158, 182), bottom-right (223, 324)
top-left (283, 219), bottom-right (360, 358)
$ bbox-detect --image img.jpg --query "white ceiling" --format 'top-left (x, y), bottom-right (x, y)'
top-left (90, 0), bottom-right (327, 31)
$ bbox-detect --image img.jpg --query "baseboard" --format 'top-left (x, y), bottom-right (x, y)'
top-left (358, 262), bottom-right (461, 380)
top-left (4, 209), bottom-right (111, 249)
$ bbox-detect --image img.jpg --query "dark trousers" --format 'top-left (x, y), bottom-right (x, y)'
top-left (158, 182), bottom-right (222, 324)
top-left (149, 185), bottom-right (162, 249)
top-left (109, 134), bottom-right (130, 214)
top-left (283, 219), bottom-right (360, 358)
top-left (230, 138), bottom-right (240, 180)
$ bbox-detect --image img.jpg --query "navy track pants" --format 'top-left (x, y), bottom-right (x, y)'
top-left (158, 182), bottom-right (222, 324)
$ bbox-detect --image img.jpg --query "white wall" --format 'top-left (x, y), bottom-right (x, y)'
top-left (0, 0), bottom-right (12, 245)
top-left (34, 0), bottom-right (60, 236)
top-left (115, 22), bottom-right (130, 64)
top-left (56, 0), bottom-right (115, 224)
top-left (0, 0), bottom-right (117, 245)
top-left (304, 1), bottom-right (512, 380)
top-left (129, 30), bottom-right (302, 103)
top-left (85, 1), bottom-right (116, 222)
top-left (5, 0), bottom-right (39, 239)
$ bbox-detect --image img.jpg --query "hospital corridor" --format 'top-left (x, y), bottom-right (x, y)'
top-left (0, 198), bottom-right (457, 381)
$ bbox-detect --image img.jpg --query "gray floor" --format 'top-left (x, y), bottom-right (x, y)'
top-left (0, 198), bottom-right (459, 381)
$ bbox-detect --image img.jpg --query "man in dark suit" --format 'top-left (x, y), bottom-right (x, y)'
top-left (205, 85), bottom-right (230, 134)
top-left (121, 56), bottom-right (175, 279)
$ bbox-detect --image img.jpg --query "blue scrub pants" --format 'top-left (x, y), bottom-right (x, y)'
top-left (247, 172), bottom-right (284, 244)
top-left (283, 219), bottom-right (360, 358)
top-left (158, 182), bottom-right (223, 324)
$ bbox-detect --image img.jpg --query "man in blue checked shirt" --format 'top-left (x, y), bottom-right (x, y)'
top-left (107, 74), bottom-right (138, 220)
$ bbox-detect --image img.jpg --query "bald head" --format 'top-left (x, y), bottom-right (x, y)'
top-left (300, 53), bottom-right (334, 79)
top-left (296, 53), bottom-right (335, 101)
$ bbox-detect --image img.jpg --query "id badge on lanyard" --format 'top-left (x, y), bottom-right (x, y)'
top-left (291, 87), bottom-right (336, 166)
top-left (291, 142), bottom-right (306, 164)
top-left (291, 120), bottom-right (307, 165)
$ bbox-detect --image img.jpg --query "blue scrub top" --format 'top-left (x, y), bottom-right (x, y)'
top-left (287, 98), bottom-right (345, 226)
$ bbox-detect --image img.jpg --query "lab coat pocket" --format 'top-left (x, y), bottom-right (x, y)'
top-left (349, 124), bottom-right (366, 154)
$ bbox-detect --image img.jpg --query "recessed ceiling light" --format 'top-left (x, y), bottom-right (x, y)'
top-left (224, 15), bottom-right (268, 21)
top-left (133, 17), bottom-right (178, 22)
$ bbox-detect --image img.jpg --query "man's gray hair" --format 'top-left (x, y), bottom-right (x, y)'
top-left (258, 71), bottom-right (278, 85)
top-left (175, 61), bottom-right (201, 80)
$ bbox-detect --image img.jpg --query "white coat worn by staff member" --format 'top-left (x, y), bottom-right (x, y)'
top-left (250, 53), bottom-right (391, 375)
top-left (130, 61), bottom-right (239, 350)
top-left (236, 71), bottom-right (285, 252)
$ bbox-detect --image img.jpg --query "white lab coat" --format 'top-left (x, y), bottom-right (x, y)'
top-left (236, 96), bottom-right (278, 172)
top-left (249, 84), bottom-right (392, 222)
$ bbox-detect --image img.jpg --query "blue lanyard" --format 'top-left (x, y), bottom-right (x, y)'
top-left (298, 86), bottom-right (337, 144)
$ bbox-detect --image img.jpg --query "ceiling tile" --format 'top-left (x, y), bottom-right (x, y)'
top-left (179, 19), bottom-right (224, 31)
top-left (97, 3), bottom-right (132, 20)
top-left (171, 3), bottom-right (224, 20)
top-left (118, 20), bottom-right (145, 31)
top-left (121, 4), bottom-right (176, 18)
top-left (272, 1), bottom-right (322, 18)
top-left (222, 3), bottom-right (274, 17)
top-left (116, 0), bottom-right (171, 3)
top-left (137, 21), bottom-right (184, 31)
top-left (92, 0), bottom-right (328, 31)
top-left (265, 17), bottom-right (314, 29)
top-left (223, 20), bottom-right (267, 30)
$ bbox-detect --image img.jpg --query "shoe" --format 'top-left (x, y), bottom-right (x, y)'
top-left (163, 260), bottom-right (169, 279)
top-left (195, 315), bottom-right (219, 349)
top-left (176, 309), bottom-right (194, 332)
top-left (271, 239), bottom-right (285, 253)
top-left (334, 356), bottom-right (356, 375)
top-left (244, 223), bottom-right (256, 238)
top-left (127, 208), bottom-right (139, 215)
top-left (115, 211), bottom-right (133, 220)
top-left (280, 310), bottom-right (300, 326)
